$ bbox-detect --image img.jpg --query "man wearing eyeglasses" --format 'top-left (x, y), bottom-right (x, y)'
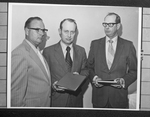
top-left (11, 17), bottom-right (51, 107)
top-left (43, 18), bottom-right (89, 107)
top-left (88, 12), bottom-right (137, 108)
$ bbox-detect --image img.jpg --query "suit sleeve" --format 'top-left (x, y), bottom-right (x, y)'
top-left (43, 49), bottom-right (52, 81)
top-left (43, 48), bottom-right (55, 85)
top-left (80, 48), bottom-right (89, 77)
top-left (43, 49), bottom-right (50, 66)
top-left (11, 50), bottom-right (28, 107)
top-left (87, 41), bottom-right (97, 83)
top-left (123, 42), bottom-right (137, 89)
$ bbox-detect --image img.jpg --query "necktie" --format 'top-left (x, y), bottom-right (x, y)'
top-left (107, 39), bottom-right (115, 69)
top-left (65, 46), bottom-right (72, 72)
top-left (65, 46), bottom-right (73, 107)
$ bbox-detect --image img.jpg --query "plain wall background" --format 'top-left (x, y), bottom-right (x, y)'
top-left (8, 3), bottom-right (140, 108)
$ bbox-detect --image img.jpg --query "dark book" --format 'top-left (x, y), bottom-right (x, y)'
top-left (98, 80), bottom-right (117, 85)
top-left (56, 73), bottom-right (86, 91)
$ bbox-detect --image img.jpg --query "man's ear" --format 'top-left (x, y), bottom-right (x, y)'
top-left (25, 28), bottom-right (29, 36)
top-left (58, 28), bottom-right (61, 35)
top-left (117, 23), bottom-right (121, 30)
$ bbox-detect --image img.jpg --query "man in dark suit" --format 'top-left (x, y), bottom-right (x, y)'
top-left (11, 17), bottom-right (51, 107)
top-left (88, 12), bottom-right (137, 108)
top-left (43, 18), bottom-right (89, 107)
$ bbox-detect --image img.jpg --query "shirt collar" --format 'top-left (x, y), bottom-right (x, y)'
top-left (60, 40), bottom-right (73, 52)
top-left (25, 39), bottom-right (39, 53)
top-left (106, 36), bottom-right (118, 43)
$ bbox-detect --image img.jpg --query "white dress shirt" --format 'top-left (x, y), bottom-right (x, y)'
top-left (60, 41), bottom-right (73, 61)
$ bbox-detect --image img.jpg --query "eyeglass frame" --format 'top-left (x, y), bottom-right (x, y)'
top-left (102, 23), bottom-right (119, 28)
top-left (28, 28), bottom-right (48, 33)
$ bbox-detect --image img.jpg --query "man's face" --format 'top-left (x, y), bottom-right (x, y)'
top-left (103, 15), bottom-right (119, 39)
top-left (25, 19), bottom-right (45, 47)
top-left (59, 20), bottom-right (76, 46)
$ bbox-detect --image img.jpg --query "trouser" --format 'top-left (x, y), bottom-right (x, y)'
top-left (66, 94), bottom-right (83, 107)
top-left (93, 100), bottom-right (112, 108)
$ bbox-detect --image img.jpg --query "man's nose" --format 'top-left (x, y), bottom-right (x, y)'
top-left (39, 29), bottom-right (44, 35)
top-left (105, 25), bottom-right (110, 29)
top-left (68, 32), bottom-right (71, 37)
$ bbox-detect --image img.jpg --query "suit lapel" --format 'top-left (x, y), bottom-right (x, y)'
top-left (110, 37), bottom-right (124, 71)
top-left (72, 44), bottom-right (79, 72)
top-left (43, 57), bottom-right (51, 78)
top-left (54, 42), bottom-right (68, 73)
top-left (22, 40), bottom-right (50, 82)
top-left (54, 43), bottom-right (80, 73)
top-left (99, 37), bottom-right (109, 71)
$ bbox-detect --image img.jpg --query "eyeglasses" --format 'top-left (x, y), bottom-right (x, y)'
top-left (28, 28), bottom-right (48, 33)
top-left (102, 23), bottom-right (118, 28)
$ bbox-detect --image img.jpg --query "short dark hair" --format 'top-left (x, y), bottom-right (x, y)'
top-left (24, 17), bottom-right (42, 29)
top-left (105, 12), bottom-right (121, 23)
top-left (60, 18), bottom-right (77, 31)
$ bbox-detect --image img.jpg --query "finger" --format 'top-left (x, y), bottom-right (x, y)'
top-left (114, 78), bottom-right (120, 82)
top-left (112, 85), bottom-right (121, 88)
top-left (57, 85), bottom-right (66, 91)
top-left (95, 83), bottom-right (103, 88)
top-left (94, 82), bottom-right (99, 87)
top-left (55, 87), bottom-right (64, 91)
top-left (53, 81), bottom-right (58, 85)
top-left (57, 88), bottom-right (65, 91)
top-left (53, 81), bottom-right (64, 91)
top-left (58, 86), bottom-right (66, 90)
top-left (53, 82), bottom-right (57, 88)
top-left (96, 79), bottom-right (101, 84)
top-left (95, 84), bottom-right (99, 87)
top-left (73, 72), bottom-right (79, 75)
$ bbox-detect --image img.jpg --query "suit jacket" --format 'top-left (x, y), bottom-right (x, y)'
top-left (43, 42), bottom-right (89, 107)
top-left (88, 37), bottom-right (137, 108)
top-left (11, 40), bottom-right (51, 107)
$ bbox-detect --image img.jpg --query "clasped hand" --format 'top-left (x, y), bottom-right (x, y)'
top-left (93, 77), bottom-right (124, 89)
top-left (93, 77), bottom-right (103, 88)
top-left (111, 78), bottom-right (124, 88)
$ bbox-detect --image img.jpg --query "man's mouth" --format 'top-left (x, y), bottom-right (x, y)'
top-left (66, 38), bottom-right (72, 41)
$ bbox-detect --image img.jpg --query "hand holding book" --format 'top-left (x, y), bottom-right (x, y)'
top-left (56, 73), bottom-right (86, 91)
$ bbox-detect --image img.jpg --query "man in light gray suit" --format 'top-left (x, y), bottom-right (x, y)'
top-left (11, 17), bottom-right (51, 107)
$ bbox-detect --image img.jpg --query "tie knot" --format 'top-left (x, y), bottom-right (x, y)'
top-left (109, 39), bottom-right (113, 43)
top-left (66, 46), bottom-right (71, 52)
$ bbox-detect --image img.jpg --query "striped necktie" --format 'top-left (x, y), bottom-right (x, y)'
top-left (107, 39), bottom-right (115, 69)
top-left (65, 46), bottom-right (72, 72)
